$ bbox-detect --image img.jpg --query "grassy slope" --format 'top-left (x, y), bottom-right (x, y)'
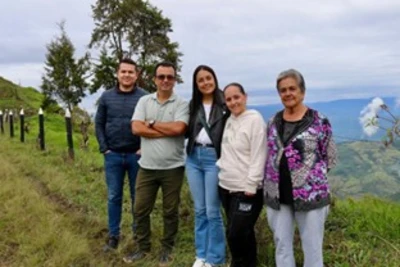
top-left (330, 141), bottom-right (400, 201)
top-left (0, 152), bottom-right (92, 266)
top-left (0, 76), bottom-right (43, 113)
top-left (0, 76), bottom-right (92, 150)
top-left (2, 76), bottom-right (400, 201)
top-left (1, 77), bottom-right (399, 266)
top-left (0, 130), bottom-right (399, 266)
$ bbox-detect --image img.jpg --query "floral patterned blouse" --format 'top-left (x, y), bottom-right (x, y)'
top-left (263, 109), bottom-right (338, 211)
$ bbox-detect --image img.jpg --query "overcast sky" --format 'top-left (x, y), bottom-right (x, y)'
top-left (1, 0), bottom-right (400, 112)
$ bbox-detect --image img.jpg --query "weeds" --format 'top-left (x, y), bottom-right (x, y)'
top-left (0, 134), bottom-right (399, 266)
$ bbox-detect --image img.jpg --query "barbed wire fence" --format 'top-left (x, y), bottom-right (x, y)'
top-left (0, 107), bottom-right (92, 161)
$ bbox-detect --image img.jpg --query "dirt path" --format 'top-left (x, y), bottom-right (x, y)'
top-left (0, 152), bottom-right (122, 266)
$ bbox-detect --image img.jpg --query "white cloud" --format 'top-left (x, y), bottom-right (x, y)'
top-left (0, 63), bottom-right (44, 88)
top-left (1, 0), bottom-right (400, 112)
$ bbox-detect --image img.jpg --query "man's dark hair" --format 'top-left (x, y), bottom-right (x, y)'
top-left (118, 58), bottom-right (138, 71)
top-left (153, 61), bottom-right (177, 76)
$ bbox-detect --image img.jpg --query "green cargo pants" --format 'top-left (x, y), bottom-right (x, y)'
top-left (134, 166), bottom-right (184, 252)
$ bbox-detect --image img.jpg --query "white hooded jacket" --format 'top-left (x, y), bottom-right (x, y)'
top-left (216, 109), bottom-right (267, 194)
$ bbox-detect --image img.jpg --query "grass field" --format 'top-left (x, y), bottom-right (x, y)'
top-left (0, 115), bottom-right (399, 267)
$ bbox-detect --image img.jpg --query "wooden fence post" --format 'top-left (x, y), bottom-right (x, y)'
top-left (9, 110), bottom-right (14, 138)
top-left (0, 110), bottom-right (4, 134)
top-left (65, 109), bottom-right (74, 160)
top-left (5, 109), bottom-right (8, 123)
top-left (38, 108), bottom-right (45, 150)
top-left (20, 109), bottom-right (25, 143)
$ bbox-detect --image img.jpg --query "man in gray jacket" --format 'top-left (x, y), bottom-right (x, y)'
top-left (95, 58), bottom-right (147, 251)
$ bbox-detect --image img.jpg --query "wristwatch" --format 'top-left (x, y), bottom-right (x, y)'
top-left (149, 120), bottom-right (156, 128)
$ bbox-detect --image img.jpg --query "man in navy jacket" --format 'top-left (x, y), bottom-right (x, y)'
top-left (95, 58), bottom-right (147, 251)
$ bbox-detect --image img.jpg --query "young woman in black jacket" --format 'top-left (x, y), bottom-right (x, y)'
top-left (185, 65), bottom-right (230, 267)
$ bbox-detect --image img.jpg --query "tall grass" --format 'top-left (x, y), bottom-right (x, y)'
top-left (0, 149), bottom-right (92, 266)
top-left (0, 123), bottom-right (399, 266)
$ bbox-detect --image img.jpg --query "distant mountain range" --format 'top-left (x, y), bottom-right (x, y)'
top-left (251, 98), bottom-right (400, 201)
top-left (1, 75), bottom-right (398, 144)
top-left (251, 97), bottom-right (399, 143)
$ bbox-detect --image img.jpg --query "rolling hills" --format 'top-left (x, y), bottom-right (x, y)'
top-left (0, 77), bottom-right (399, 201)
top-left (0, 76), bottom-right (399, 266)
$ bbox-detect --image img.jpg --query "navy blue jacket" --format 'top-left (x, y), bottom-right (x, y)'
top-left (95, 86), bottom-right (147, 153)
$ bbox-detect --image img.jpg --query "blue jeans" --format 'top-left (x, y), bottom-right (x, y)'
top-left (104, 151), bottom-right (140, 237)
top-left (186, 146), bottom-right (226, 264)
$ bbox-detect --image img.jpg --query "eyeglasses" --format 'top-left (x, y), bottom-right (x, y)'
top-left (156, 75), bottom-right (176, 81)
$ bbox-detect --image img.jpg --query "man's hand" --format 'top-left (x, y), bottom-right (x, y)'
top-left (152, 121), bottom-right (187, 136)
top-left (132, 121), bottom-right (165, 138)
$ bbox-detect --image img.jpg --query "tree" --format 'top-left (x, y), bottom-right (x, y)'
top-left (89, 48), bottom-right (119, 93)
top-left (88, 0), bottom-right (183, 93)
top-left (375, 104), bottom-right (400, 147)
top-left (41, 21), bottom-right (90, 112)
top-left (361, 98), bottom-right (400, 146)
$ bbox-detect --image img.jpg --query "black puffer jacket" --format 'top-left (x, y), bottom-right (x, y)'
top-left (186, 90), bottom-right (230, 158)
top-left (95, 86), bottom-right (147, 153)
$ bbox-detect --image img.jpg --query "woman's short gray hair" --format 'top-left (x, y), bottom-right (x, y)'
top-left (276, 69), bottom-right (306, 93)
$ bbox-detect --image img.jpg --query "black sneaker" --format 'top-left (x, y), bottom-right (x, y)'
top-left (103, 236), bottom-right (119, 252)
top-left (159, 251), bottom-right (173, 267)
top-left (122, 250), bottom-right (149, 263)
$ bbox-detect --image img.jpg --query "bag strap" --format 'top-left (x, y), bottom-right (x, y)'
top-left (197, 108), bottom-right (212, 139)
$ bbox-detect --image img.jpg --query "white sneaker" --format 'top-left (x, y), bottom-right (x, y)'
top-left (192, 258), bottom-right (205, 267)
top-left (204, 263), bottom-right (224, 267)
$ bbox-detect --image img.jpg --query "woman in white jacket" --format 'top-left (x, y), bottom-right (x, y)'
top-left (217, 83), bottom-right (267, 267)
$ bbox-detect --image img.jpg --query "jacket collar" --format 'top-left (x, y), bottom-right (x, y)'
top-left (273, 108), bottom-right (315, 145)
top-left (208, 90), bottom-right (228, 127)
top-left (115, 85), bottom-right (138, 94)
top-left (150, 92), bottom-right (177, 103)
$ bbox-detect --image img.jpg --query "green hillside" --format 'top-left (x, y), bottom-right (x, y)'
top-left (330, 141), bottom-right (400, 201)
top-left (0, 76), bottom-right (43, 115)
top-left (0, 77), bottom-right (399, 266)
top-left (1, 125), bottom-right (399, 267)
top-left (0, 77), bottom-right (92, 149)
top-left (0, 77), bottom-right (399, 202)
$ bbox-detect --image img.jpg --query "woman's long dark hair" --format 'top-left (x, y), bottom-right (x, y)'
top-left (189, 65), bottom-right (221, 116)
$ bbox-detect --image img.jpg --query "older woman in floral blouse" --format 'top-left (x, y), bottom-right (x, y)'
top-left (264, 69), bottom-right (337, 267)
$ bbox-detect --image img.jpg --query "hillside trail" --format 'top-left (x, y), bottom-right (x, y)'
top-left (0, 148), bottom-right (126, 266)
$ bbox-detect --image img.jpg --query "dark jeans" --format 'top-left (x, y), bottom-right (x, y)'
top-left (134, 166), bottom-right (185, 252)
top-left (104, 151), bottom-right (140, 237)
top-left (219, 187), bottom-right (264, 267)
